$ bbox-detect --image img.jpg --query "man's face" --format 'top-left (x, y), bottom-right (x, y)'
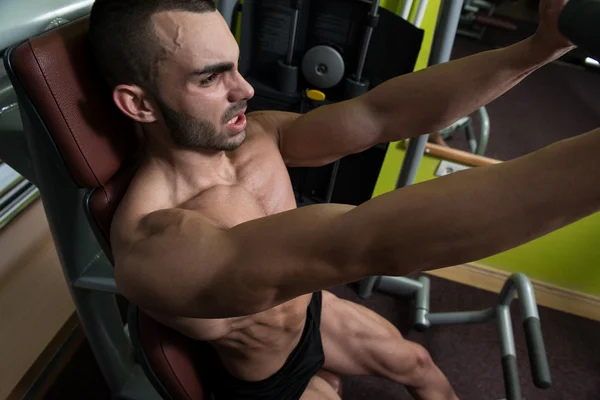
top-left (150, 10), bottom-right (254, 151)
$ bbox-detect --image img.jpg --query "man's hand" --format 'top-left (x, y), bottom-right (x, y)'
top-left (533, 0), bottom-right (576, 56)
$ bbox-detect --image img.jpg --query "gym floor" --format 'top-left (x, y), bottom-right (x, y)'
top-left (43, 34), bottom-right (600, 399)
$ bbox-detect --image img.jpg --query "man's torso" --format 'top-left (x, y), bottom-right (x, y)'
top-left (112, 112), bottom-right (314, 382)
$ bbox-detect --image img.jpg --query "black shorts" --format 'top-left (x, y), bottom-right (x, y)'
top-left (208, 291), bottom-right (325, 400)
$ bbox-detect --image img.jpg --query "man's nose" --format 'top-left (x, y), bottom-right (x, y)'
top-left (228, 71), bottom-right (255, 103)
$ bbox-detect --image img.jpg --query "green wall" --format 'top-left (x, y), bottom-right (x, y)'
top-left (374, 144), bottom-right (600, 296)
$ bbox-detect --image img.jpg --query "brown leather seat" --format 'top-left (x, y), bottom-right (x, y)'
top-left (7, 16), bottom-right (341, 400)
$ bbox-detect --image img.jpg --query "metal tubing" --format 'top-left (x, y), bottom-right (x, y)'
top-left (400, 0), bottom-right (414, 20)
top-left (413, 0), bottom-right (430, 27)
top-left (396, 0), bottom-right (464, 190)
top-left (429, 0), bottom-right (465, 67)
top-left (357, 276), bottom-right (380, 299)
top-left (395, 135), bottom-right (429, 188)
top-left (355, 0), bottom-right (380, 81)
top-left (286, 5), bottom-right (301, 65)
top-left (476, 106), bottom-right (490, 156)
top-left (72, 253), bottom-right (120, 293)
top-left (498, 273), bottom-right (540, 321)
top-left (377, 276), bottom-right (424, 296)
top-left (325, 159), bottom-right (340, 203)
top-left (497, 305), bottom-right (517, 357)
top-left (217, 0), bottom-right (238, 30)
top-left (428, 308), bottom-right (496, 325)
top-left (497, 274), bottom-right (552, 391)
top-left (497, 305), bottom-right (522, 400)
top-left (414, 275), bottom-right (431, 330)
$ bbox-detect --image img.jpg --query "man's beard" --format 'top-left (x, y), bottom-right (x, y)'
top-left (155, 97), bottom-right (247, 151)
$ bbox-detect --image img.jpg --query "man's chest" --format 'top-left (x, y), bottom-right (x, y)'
top-left (183, 149), bottom-right (297, 228)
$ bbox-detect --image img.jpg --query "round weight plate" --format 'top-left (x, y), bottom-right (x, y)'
top-left (301, 45), bottom-right (345, 89)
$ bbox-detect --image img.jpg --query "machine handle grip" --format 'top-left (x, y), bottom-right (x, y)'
top-left (559, 0), bottom-right (600, 59)
top-left (501, 355), bottom-right (522, 400)
top-left (524, 317), bottom-right (552, 389)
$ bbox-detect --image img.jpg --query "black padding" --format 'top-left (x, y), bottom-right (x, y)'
top-left (501, 355), bottom-right (522, 400)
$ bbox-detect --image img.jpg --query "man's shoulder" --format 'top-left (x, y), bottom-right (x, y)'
top-left (247, 110), bottom-right (301, 145)
top-left (110, 170), bottom-right (172, 254)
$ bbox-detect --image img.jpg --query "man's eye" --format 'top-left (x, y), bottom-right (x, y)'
top-left (200, 74), bottom-right (218, 86)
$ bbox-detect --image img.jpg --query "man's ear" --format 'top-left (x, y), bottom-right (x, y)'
top-left (113, 84), bottom-right (159, 123)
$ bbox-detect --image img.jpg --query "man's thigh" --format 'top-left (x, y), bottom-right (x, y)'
top-left (320, 290), bottom-right (426, 379)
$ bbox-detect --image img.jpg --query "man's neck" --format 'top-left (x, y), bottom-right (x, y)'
top-left (144, 136), bottom-right (237, 186)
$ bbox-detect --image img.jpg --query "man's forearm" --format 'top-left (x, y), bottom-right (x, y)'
top-left (343, 128), bottom-right (600, 275)
top-left (365, 36), bottom-right (569, 141)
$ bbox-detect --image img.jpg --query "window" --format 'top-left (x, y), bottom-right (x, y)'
top-left (0, 162), bottom-right (39, 230)
top-left (0, 59), bottom-right (40, 230)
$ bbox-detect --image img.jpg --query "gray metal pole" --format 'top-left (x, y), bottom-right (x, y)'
top-left (217, 0), bottom-right (238, 30)
top-left (395, 0), bottom-right (464, 190)
top-left (286, 1), bottom-right (302, 66)
top-left (355, 0), bottom-right (381, 81)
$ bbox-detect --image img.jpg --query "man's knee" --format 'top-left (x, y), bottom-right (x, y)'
top-left (376, 340), bottom-right (436, 385)
top-left (408, 343), bottom-right (436, 378)
top-left (300, 376), bottom-right (341, 400)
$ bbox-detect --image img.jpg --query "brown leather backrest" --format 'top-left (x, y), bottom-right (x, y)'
top-left (10, 17), bottom-right (140, 255)
top-left (139, 309), bottom-right (211, 400)
top-left (10, 17), bottom-right (139, 190)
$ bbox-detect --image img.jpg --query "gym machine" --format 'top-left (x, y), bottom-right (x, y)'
top-left (457, 0), bottom-right (517, 42)
top-left (358, 2), bottom-right (552, 400)
top-left (236, 0), bottom-right (425, 205)
top-left (1, 0), bottom-right (596, 399)
top-left (360, 1), bottom-right (600, 399)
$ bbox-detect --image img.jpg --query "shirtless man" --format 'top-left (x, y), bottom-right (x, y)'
top-left (88, 0), bottom-right (596, 399)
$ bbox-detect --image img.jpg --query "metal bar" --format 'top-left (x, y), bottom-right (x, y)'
top-left (465, 121), bottom-right (477, 153)
top-left (395, 135), bottom-right (428, 188)
top-left (72, 252), bottom-right (120, 293)
top-left (498, 273), bottom-right (551, 389)
top-left (377, 276), bottom-right (423, 296)
top-left (497, 305), bottom-right (516, 357)
top-left (429, 0), bottom-right (465, 67)
top-left (73, 275), bottom-right (119, 294)
top-left (217, 0), bottom-right (238, 30)
top-left (413, 0), bottom-right (430, 27)
top-left (355, 0), bottom-right (380, 81)
top-left (428, 308), bottom-right (495, 325)
top-left (497, 305), bottom-right (522, 400)
top-left (396, 0), bottom-right (464, 190)
top-left (286, 2), bottom-right (301, 66)
top-left (325, 159), bottom-right (340, 203)
top-left (399, 0), bottom-right (414, 20)
top-left (476, 106), bottom-right (490, 156)
top-left (498, 273), bottom-right (540, 321)
top-left (414, 275), bottom-right (431, 331)
top-left (357, 276), bottom-right (380, 299)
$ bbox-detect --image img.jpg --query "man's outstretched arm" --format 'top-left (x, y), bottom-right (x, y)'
top-left (277, 0), bottom-right (573, 166)
top-left (116, 128), bottom-right (600, 319)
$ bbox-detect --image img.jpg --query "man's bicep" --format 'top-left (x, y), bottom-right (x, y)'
top-left (269, 99), bottom-right (383, 167)
top-left (114, 209), bottom-right (236, 317)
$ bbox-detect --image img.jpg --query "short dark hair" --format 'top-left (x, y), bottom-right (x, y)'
top-left (89, 0), bottom-right (216, 90)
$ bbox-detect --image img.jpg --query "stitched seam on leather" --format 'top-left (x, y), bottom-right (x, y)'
top-left (29, 42), bottom-right (101, 187)
top-left (157, 332), bottom-right (194, 400)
